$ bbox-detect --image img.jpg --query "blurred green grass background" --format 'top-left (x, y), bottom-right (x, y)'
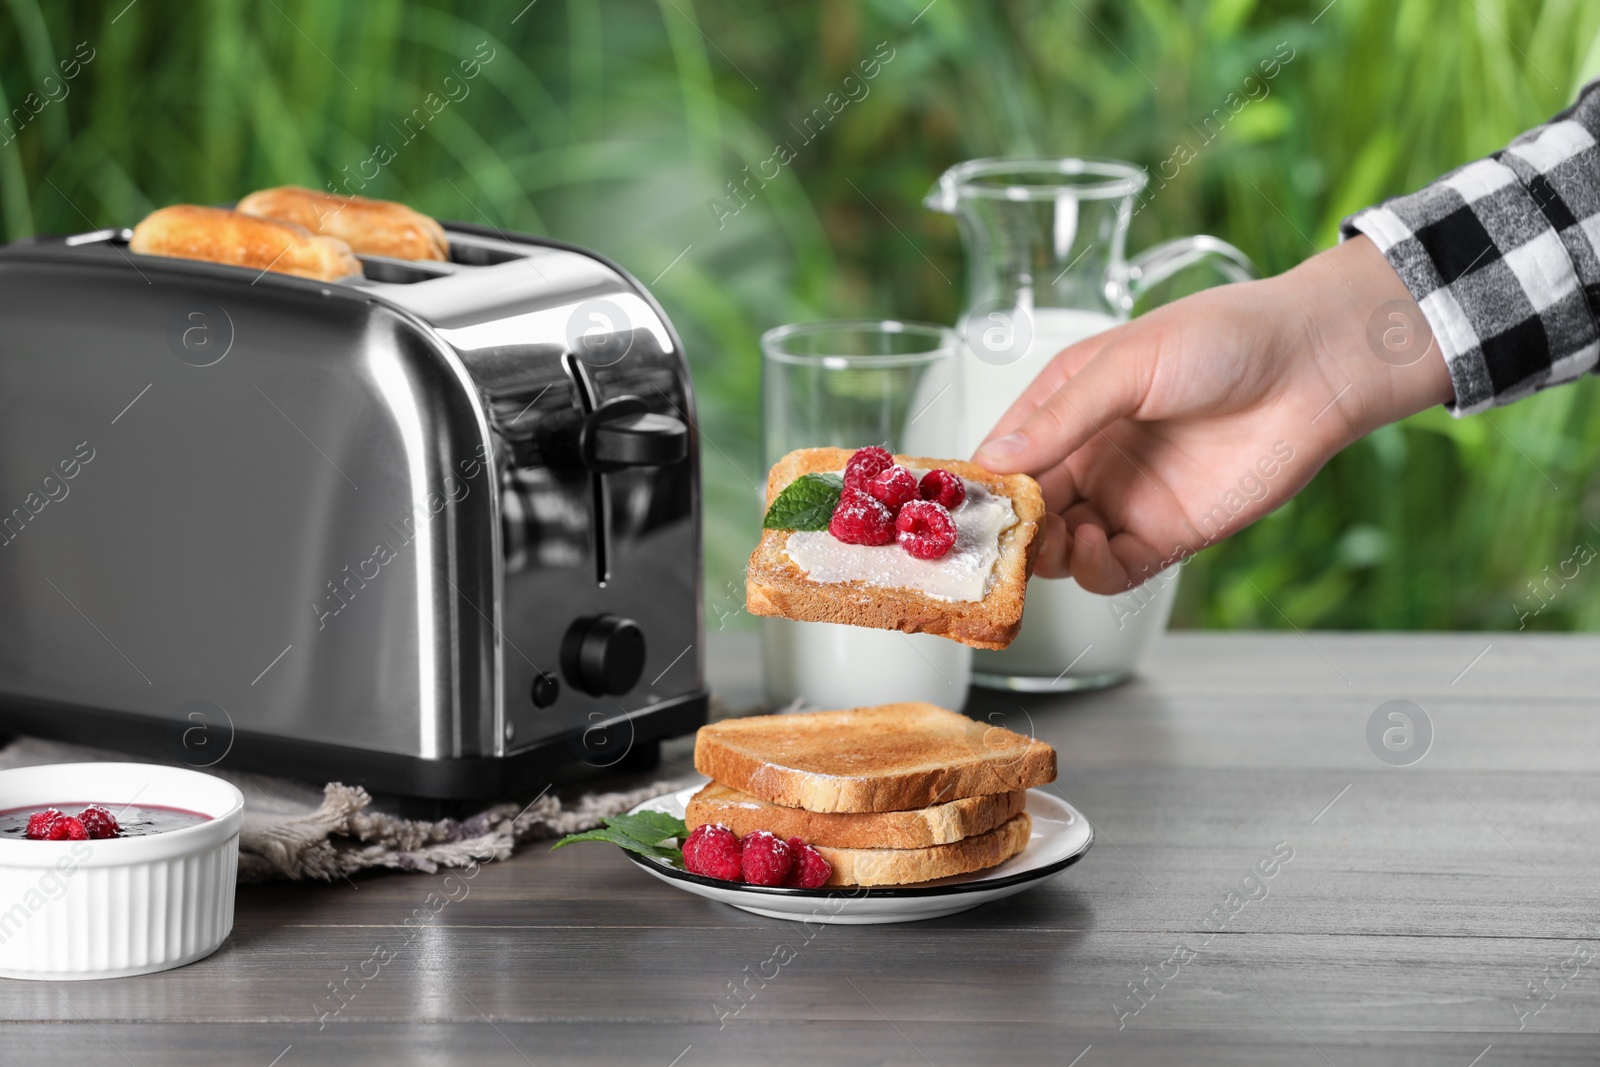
top-left (4, 0), bottom-right (1600, 632)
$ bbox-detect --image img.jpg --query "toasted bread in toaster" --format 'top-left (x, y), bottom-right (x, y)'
top-left (129, 205), bottom-right (362, 281)
top-left (813, 812), bottom-right (1032, 886)
top-left (744, 447), bottom-right (1044, 650)
top-left (686, 780), bottom-right (1026, 849)
top-left (693, 703), bottom-right (1056, 814)
top-left (238, 186), bottom-right (449, 262)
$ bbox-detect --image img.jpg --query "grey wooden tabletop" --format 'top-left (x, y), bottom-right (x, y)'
top-left (4, 630), bottom-right (1598, 1066)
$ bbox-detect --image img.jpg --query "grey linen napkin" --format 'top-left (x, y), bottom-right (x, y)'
top-left (0, 736), bottom-right (686, 883)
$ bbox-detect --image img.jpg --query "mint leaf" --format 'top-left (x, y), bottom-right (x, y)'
top-left (763, 472), bottom-right (844, 531)
top-left (551, 809), bottom-right (688, 866)
top-left (551, 827), bottom-right (680, 863)
top-left (603, 810), bottom-right (686, 849)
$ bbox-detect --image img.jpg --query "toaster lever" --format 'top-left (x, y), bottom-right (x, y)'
top-left (580, 396), bottom-right (688, 471)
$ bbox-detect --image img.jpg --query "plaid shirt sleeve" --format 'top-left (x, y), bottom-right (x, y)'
top-left (1341, 80), bottom-right (1600, 415)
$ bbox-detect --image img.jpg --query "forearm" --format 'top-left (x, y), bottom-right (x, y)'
top-left (1270, 235), bottom-right (1455, 441)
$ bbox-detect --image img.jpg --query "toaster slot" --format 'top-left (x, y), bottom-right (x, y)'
top-left (64, 228), bottom-right (131, 246)
top-left (357, 255), bottom-right (456, 284)
top-left (486, 376), bottom-right (589, 575)
top-left (562, 351), bottom-right (611, 587)
top-left (448, 240), bottom-right (526, 268)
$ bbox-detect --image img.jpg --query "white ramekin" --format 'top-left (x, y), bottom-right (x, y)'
top-left (0, 762), bottom-right (243, 981)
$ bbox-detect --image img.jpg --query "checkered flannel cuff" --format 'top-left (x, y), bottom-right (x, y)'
top-left (1341, 81), bottom-right (1600, 415)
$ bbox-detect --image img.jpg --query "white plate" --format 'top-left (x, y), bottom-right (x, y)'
top-left (622, 783), bottom-right (1093, 924)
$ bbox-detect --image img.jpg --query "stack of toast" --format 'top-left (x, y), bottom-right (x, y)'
top-left (690, 703), bottom-right (1057, 886)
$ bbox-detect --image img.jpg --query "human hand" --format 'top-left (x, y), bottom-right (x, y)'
top-left (974, 236), bottom-right (1454, 593)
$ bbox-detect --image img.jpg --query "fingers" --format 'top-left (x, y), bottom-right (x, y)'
top-left (1068, 523), bottom-right (1178, 595)
top-left (977, 325), bottom-right (1126, 452)
top-left (1033, 514), bottom-right (1071, 578)
top-left (1048, 496), bottom-right (1178, 593)
top-left (1031, 460), bottom-right (1080, 516)
top-left (1066, 524), bottom-right (1127, 592)
top-left (1036, 516), bottom-right (1180, 592)
top-left (976, 330), bottom-right (1154, 477)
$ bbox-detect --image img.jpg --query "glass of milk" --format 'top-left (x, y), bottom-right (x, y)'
top-left (758, 321), bottom-right (971, 711)
top-left (925, 158), bottom-right (1256, 691)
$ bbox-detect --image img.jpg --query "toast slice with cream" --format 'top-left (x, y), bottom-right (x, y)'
top-left (744, 447), bottom-right (1044, 649)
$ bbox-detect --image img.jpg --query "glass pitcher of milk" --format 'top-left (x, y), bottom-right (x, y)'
top-left (926, 158), bottom-right (1255, 691)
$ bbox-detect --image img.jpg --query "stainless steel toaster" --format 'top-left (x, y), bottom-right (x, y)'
top-left (0, 221), bottom-right (706, 798)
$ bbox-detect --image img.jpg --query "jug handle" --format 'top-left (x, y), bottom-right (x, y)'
top-left (1121, 235), bottom-right (1255, 310)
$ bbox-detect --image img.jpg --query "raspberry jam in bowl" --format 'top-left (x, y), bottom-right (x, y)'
top-left (1, 802), bottom-right (211, 841)
top-left (0, 763), bottom-right (244, 980)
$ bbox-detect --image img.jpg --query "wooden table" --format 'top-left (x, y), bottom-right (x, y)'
top-left (4, 631), bottom-right (1598, 1065)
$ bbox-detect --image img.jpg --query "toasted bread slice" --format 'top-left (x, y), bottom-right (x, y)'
top-left (686, 781), bottom-right (1026, 849)
top-left (238, 186), bottom-right (449, 262)
top-left (693, 703), bottom-right (1056, 813)
top-left (745, 447), bottom-right (1043, 649)
top-left (129, 205), bottom-right (362, 281)
top-left (816, 812), bottom-right (1032, 886)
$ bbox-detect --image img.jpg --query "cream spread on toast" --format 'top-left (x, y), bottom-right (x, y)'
top-left (783, 471), bottom-right (1017, 601)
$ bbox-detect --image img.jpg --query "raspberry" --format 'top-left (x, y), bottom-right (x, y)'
top-left (867, 465), bottom-right (918, 512)
top-left (896, 500), bottom-right (958, 560)
top-left (24, 808), bottom-right (62, 840)
top-left (78, 805), bottom-right (120, 840)
top-left (828, 487), bottom-right (895, 546)
top-left (919, 468), bottom-right (966, 510)
top-left (783, 837), bottom-right (832, 889)
top-left (682, 823), bottom-right (742, 881)
top-left (47, 816), bottom-right (88, 841)
top-left (738, 830), bottom-right (793, 886)
top-left (842, 446), bottom-right (894, 491)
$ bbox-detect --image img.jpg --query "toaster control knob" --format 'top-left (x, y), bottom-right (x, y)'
top-left (560, 615), bottom-right (646, 696)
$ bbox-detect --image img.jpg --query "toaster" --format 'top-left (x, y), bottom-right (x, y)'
top-left (0, 221), bottom-right (707, 798)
